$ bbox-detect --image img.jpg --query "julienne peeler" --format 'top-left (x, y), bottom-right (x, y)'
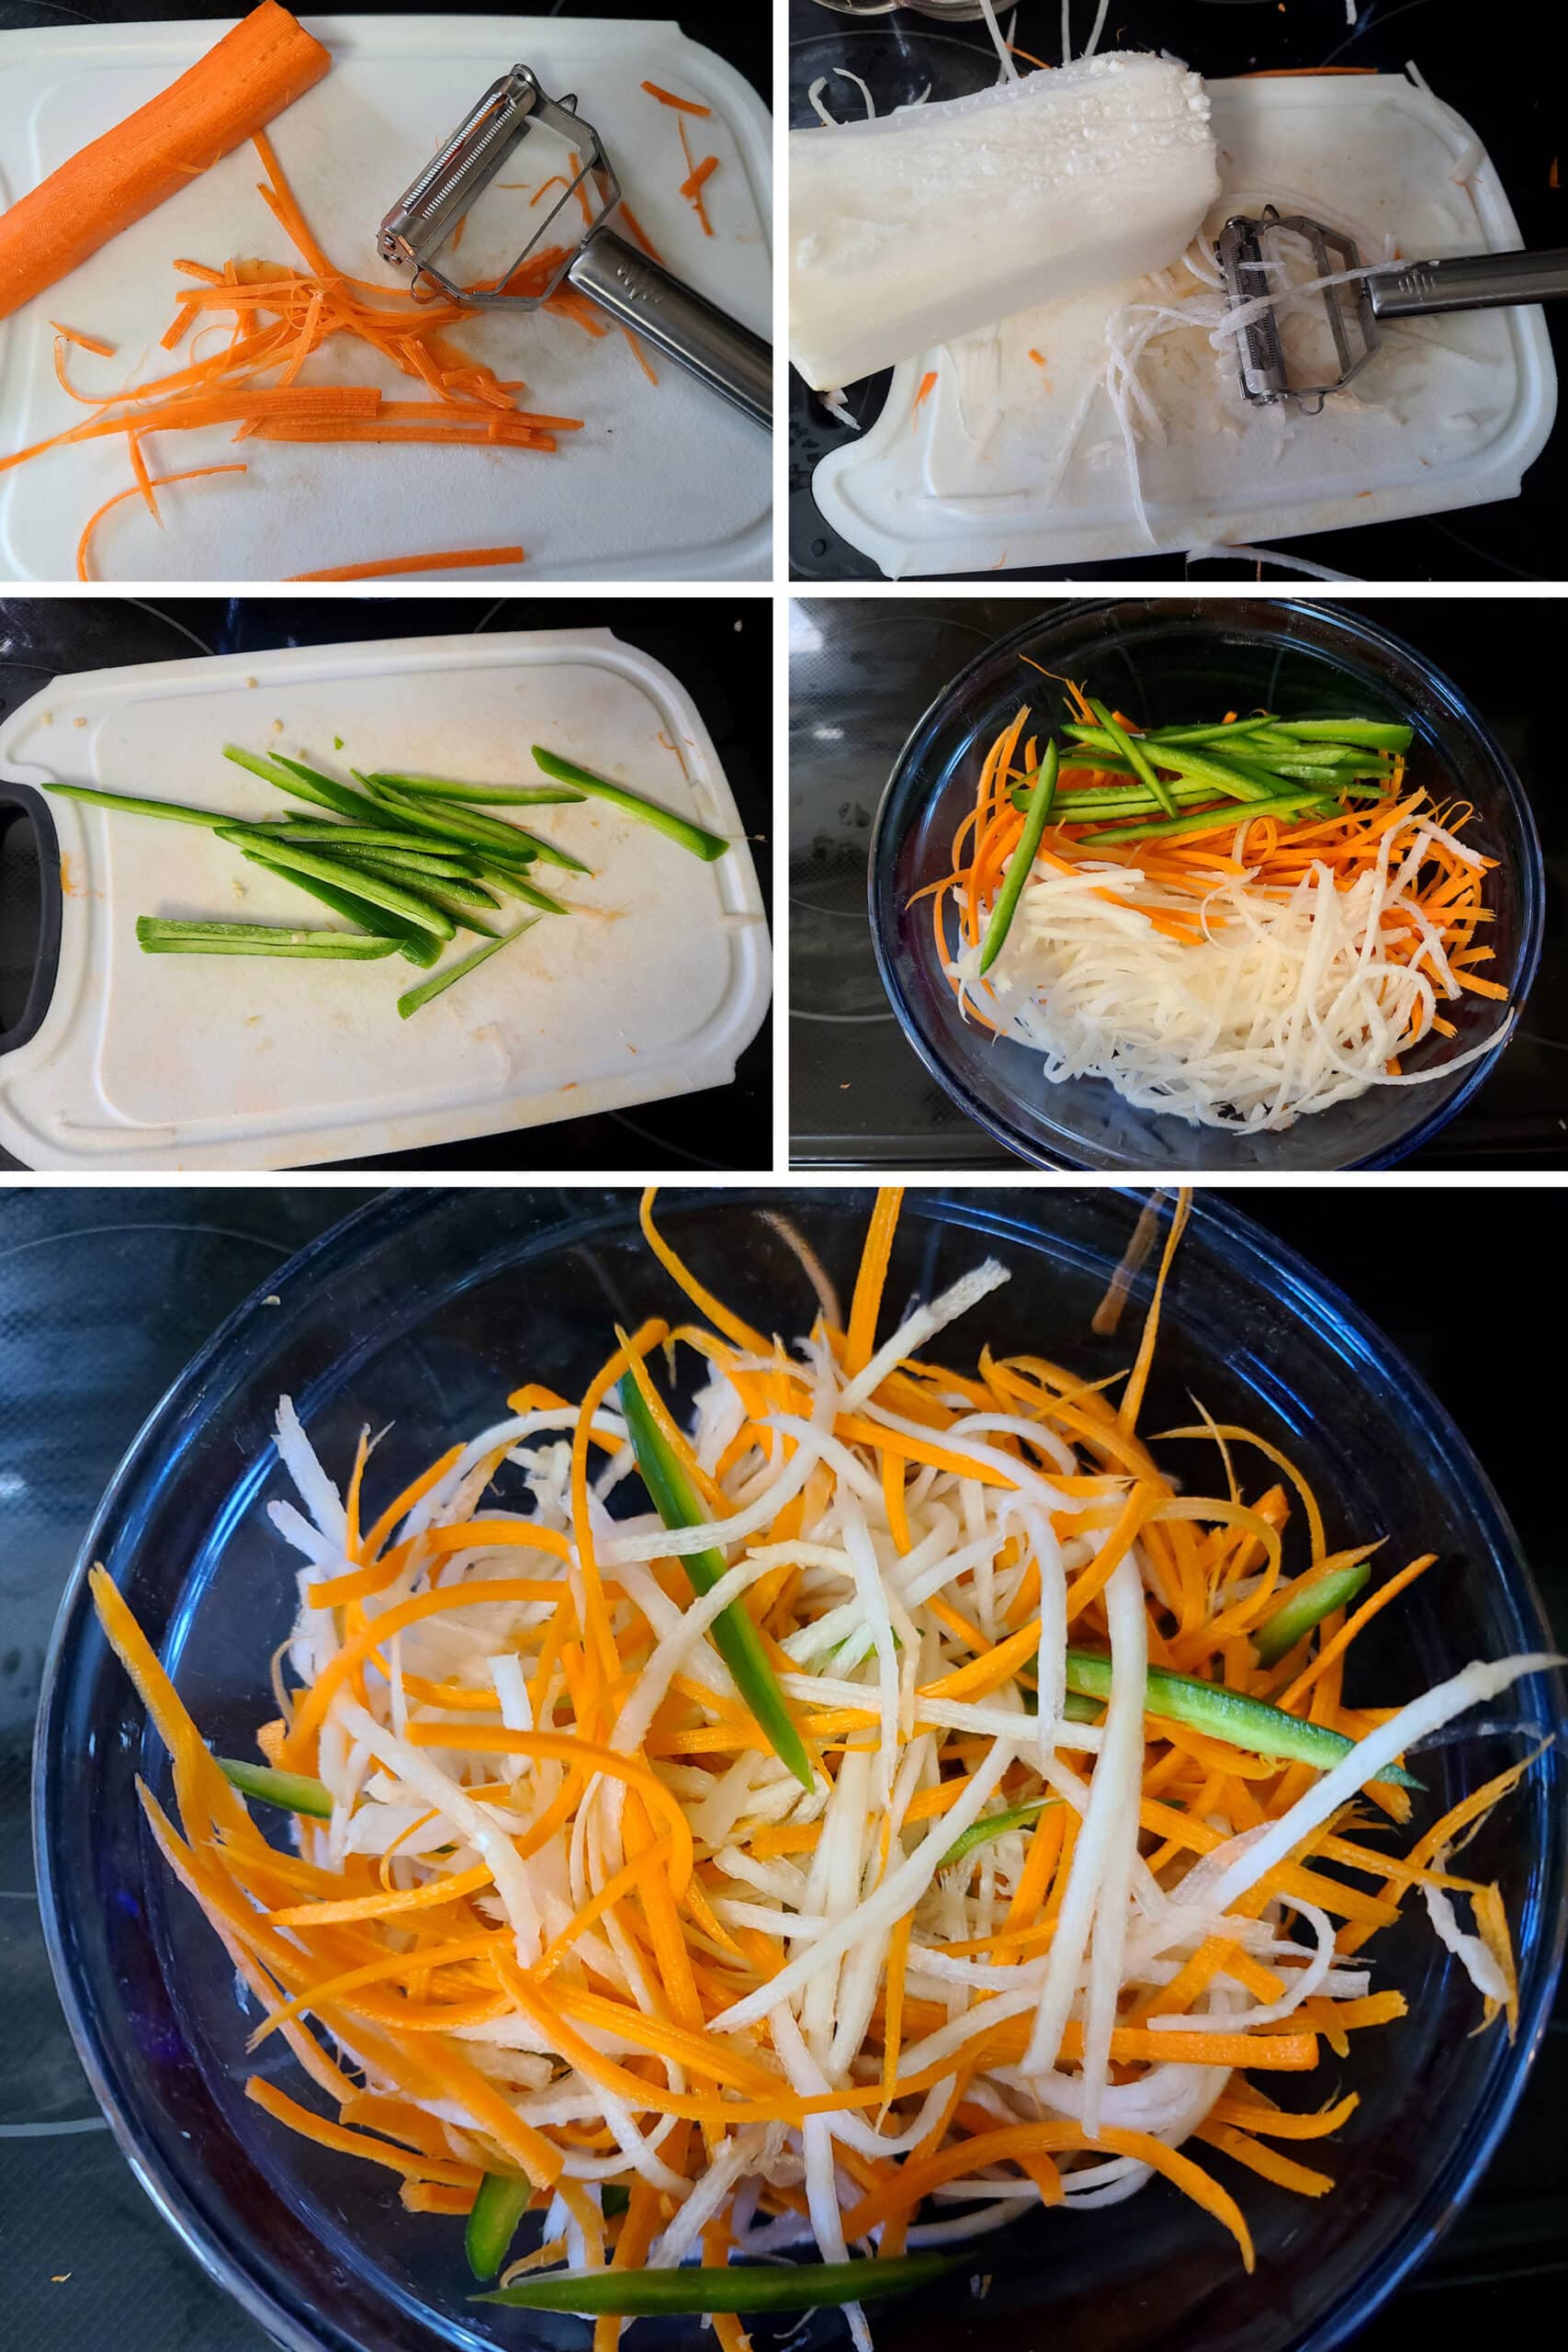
top-left (378, 65), bottom-right (773, 428)
top-left (1216, 205), bottom-right (1568, 413)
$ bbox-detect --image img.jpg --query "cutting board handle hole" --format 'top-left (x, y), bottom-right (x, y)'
top-left (0, 786), bottom-right (62, 1055)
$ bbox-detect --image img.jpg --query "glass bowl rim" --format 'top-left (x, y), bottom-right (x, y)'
top-left (30, 1181), bottom-right (1568, 2352)
top-left (866, 596), bottom-right (1548, 1171)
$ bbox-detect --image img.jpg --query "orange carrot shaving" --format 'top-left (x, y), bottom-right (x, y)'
top-left (51, 322), bottom-right (116, 356)
top-left (642, 81), bottom-right (712, 116)
top-left (680, 153), bottom-right (720, 203)
top-left (913, 370), bottom-right (939, 411)
top-left (76, 460), bottom-right (244, 580)
top-left (245, 2077), bottom-right (480, 2188)
top-left (286, 546), bottom-right (525, 582)
top-left (615, 201), bottom-right (666, 266)
top-left (844, 1186), bottom-right (903, 1376)
top-left (674, 119), bottom-right (716, 237)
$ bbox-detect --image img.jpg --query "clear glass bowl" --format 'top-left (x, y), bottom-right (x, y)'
top-left (35, 1188), bottom-right (1566, 2352)
top-left (869, 600), bottom-right (1545, 1170)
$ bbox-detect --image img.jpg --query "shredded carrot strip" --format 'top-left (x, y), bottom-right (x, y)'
top-left (615, 201), bottom-right (666, 266)
top-left (245, 2078), bottom-right (480, 2188)
top-left (404, 1721), bottom-right (695, 1898)
top-left (1278, 1554), bottom-right (1438, 1708)
top-left (840, 2121), bottom-right (1255, 2268)
top-left (845, 1187), bottom-right (903, 1377)
top-left (674, 118), bottom-right (715, 238)
top-left (265, 1860), bottom-right (494, 1929)
top-left (51, 322), bottom-right (116, 356)
top-left (680, 153), bottom-right (720, 203)
top-left (75, 461), bottom-right (244, 580)
top-left (642, 80), bottom-right (711, 116)
top-left (287, 546), bottom-right (525, 582)
top-left (639, 1187), bottom-right (771, 1354)
top-left (1195, 2120), bottom-right (1334, 2196)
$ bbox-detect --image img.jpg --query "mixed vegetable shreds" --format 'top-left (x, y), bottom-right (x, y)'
top-left (92, 1189), bottom-right (1556, 2331)
top-left (45, 742), bottom-right (728, 1014)
top-left (928, 673), bottom-right (1511, 1131)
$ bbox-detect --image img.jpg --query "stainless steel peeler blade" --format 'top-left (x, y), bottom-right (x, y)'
top-left (378, 66), bottom-right (771, 429)
top-left (1217, 205), bottom-right (1568, 412)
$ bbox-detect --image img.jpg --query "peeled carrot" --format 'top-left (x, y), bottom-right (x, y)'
top-left (0, 4), bottom-right (330, 325)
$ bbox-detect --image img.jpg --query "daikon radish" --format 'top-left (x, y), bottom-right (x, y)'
top-left (0, 3), bottom-right (330, 326)
top-left (789, 52), bottom-right (1219, 390)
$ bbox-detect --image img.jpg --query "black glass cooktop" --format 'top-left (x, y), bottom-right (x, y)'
top-left (788, 0), bottom-right (1567, 582)
top-left (0, 596), bottom-right (772, 1174)
top-left (788, 594), bottom-right (1568, 1168)
top-left (0, 1185), bottom-right (1562, 2352)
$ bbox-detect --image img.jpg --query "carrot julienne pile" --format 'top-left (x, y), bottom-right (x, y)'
top-left (5, 133), bottom-right (604, 579)
top-left (927, 681), bottom-right (1512, 1131)
top-left (93, 1188), bottom-right (1554, 2333)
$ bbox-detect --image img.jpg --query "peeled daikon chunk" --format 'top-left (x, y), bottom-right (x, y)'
top-left (789, 52), bottom-right (1221, 390)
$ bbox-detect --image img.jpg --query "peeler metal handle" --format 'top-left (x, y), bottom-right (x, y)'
top-left (568, 231), bottom-right (773, 429)
top-left (1370, 247), bottom-right (1568, 320)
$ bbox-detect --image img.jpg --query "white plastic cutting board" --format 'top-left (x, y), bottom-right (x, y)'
top-left (0, 628), bottom-right (771, 1170)
top-left (0, 16), bottom-right (772, 581)
top-left (813, 74), bottom-right (1557, 577)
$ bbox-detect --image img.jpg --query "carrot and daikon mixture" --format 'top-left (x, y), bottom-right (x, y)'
top-left (929, 676), bottom-right (1511, 1132)
top-left (93, 1189), bottom-right (1554, 2330)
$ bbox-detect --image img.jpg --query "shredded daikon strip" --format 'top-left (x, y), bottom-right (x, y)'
top-left (1185, 542), bottom-right (1360, 582)
top-left (709, 1739), bottom-right (1016, 2033)
top-left (961, 851), bottom-right (1511, 1131)
top-left (977, 0), bottom-right (1020, 80)
top-left (839, 1259), bottom-right (1010, 1412)
top-left (1194, 1655), bottom-right (1562, 1917)
top-left (1212, 263), bottom-right (1383, 352)
top-left (1421, 1866), bottom-right (1511, 2006)
top-left (1075, 1550), bottom-right (1147, 2132)
top-left (834, 67), bottom-right (877, 120)
top-left (275, 1396), bottom-right (346, 1547)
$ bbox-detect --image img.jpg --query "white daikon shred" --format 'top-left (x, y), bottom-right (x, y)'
top-left (959, 829), bottom-right (1512, 1131)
